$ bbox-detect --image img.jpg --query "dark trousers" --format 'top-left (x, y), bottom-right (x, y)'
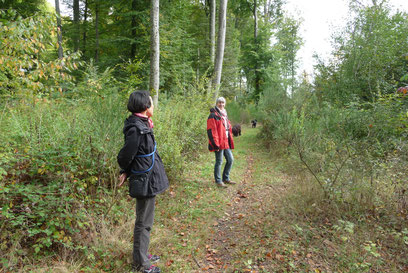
top-left (133, 196), bottom-right (155, 269)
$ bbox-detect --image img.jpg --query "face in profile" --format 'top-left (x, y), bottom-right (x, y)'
top-left (146, 96), bottom-right (154, 117)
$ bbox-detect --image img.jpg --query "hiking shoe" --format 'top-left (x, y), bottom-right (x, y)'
top-left (148, 254), bottom-right (160, 263)
top-left (216, 182), bottom-right (227, 188)
top-left (143, 265), bottom-right (161, 273)
top-left (224, 180), bottom-right (236, 184)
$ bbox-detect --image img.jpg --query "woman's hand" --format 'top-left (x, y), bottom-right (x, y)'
top-left (118, 173), bottom-right (127, 187)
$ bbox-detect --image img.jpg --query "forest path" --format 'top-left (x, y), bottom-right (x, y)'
top-left (196, 126), bottom-right (293, 272)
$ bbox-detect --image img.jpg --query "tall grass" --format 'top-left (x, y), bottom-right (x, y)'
top-left (0, 88), bottom-right (212, 269)
top-left (258, 91), bottom-right (408, 218)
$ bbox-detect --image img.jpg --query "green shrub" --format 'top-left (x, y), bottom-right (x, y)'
top-left (259, 91), bottom-right (408, 215)
top-left (0, 77), bottom-right (211, 265)
top-left (154, 92), bottom-right (212, 179)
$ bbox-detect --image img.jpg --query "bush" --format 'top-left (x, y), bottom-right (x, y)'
top-left (259, 91), bottom-right (408, 216)
top-left (154, 92), bottom-right (212, 179)
top-left (0, 73), bottom-right (212, 266)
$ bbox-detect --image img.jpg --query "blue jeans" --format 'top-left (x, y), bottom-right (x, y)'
top-left (214, 149), bottom-right (234, 183)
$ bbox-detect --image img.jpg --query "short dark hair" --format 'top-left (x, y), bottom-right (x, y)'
top-left (127, 90), bottom-right (151, 113)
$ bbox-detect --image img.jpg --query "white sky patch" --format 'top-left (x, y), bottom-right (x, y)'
top-left (286, 0), bottom-right (408, 77)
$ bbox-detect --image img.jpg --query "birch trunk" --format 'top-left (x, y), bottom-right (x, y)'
top-left (210, 0), bottom-right (216, 65)
top-left (150, 0), bottom-right (160, 107)
top-left (212, 0), bottom-right (228, 99)
top-left (207, 0), bottom-right (216, 93)
top-left (55, 0), bottom-right (63, 59)
top-left (254, 0), bottom-right (261, 102)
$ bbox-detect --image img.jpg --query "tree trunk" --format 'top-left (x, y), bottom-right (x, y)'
top-left (207, 0), bottom-right (216, 93)
top-left (196, 47), bottom-right (200, 83)
top-left (254, 0), bottom-right (258, 38)
top-left (254, 0), bottom-right (261, 102)
top-left (55, 0), bottom-right (63, 59)
top-left (212, 0), bottom-right (228, 99)
top-left (291, 27), bottom-right (295, 93)
top-left (82, 0), bottom-right (88, 55)
top-left (130, 0), bottom-right (137, 59)
top-left (209, 0), bottom-right (216, 65)
top-left (73, 0), bottom-right (80, 52)
top-left (95, 0), bottom-right (99, 62)
top-left (150, 0), bottom-right (160, 107)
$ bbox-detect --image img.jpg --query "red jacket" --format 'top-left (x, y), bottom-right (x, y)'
top-left (207, 107), bottom-right (234, 152)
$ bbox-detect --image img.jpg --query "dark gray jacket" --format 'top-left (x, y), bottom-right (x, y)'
top-left (117, 115), bottom-right (169, 197)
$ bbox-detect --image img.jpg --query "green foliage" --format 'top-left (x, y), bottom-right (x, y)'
top-left (0, 11), bottom-right (82, 98)
top-left (0, 0), bottom-right (47, 18)
top-left (0, 69), bottom-right (211, 265)
top-left (259, 87), bottom-right (408, 214)
top-left (315, 3), bottom-right (408, 104)
top-left (154, 91), bottom-right (213, 179)
top-left (72, 61), bottom-right (119, 98)
top-left (226, 100), bottom-right (258, 125)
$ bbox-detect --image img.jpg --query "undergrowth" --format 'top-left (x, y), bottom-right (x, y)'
top-left (0, 89), bottom-right (211, 270)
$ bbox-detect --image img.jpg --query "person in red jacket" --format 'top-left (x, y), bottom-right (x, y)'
top-left (207, 97), bottom-right (235, 187)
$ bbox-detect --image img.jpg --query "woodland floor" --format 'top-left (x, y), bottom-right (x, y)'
top-left (192, 126), bottom-right (324, 273)
top-left (25, 125), bottom-right (407, 272)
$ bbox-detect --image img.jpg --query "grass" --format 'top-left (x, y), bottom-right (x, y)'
top-left (6, 124), bottom-right (407, 272)
top-left (14, 126), bottom-right (248, 272)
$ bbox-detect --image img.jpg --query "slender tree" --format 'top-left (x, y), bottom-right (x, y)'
top-left (150, 0), bottom-right (160, 107)
top-left (253, 0), bottom-right (261, 101)
top-left (130, 0), bottom-right (137, 59)
top-left (55, 0), bottom-right (64, 59)
top-left (212, 0), bottom-right (228, 98)
top-left (94, 0), bottom-right (100, 62)
top-left (73, 0), bottom-right (80, 52)
top-left (210, 0), bottom-right (216, 65)
top-left (207, 0), bottom-right (216, 92)
top-left (82, 0), bottom-right (88, 55)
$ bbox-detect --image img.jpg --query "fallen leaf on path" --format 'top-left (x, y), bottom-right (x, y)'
top-left (275, 254), bottom-right (285, 261)
top-left (166, 260), bottom-right (174, 266)
top-left (237, 213), bottom-right (245, 219)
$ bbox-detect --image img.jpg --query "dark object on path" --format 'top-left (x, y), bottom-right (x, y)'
top-left (251, 119), bottom-right (257, 128)
top-left (232, 124), bottom-right (241, 137)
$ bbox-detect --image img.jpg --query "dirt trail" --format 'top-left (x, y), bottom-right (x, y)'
top-left (196, 128), bottom-right (285, 273)
top-left (199, 154), bottom-right (256, 272)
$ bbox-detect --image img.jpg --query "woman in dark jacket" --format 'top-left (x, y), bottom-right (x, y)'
top-left (117, 90), bottom-right (169, 273)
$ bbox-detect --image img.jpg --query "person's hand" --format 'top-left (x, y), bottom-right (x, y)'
top-left (118, 173), bottom-right (127, 187)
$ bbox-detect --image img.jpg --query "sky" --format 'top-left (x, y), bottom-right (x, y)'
top-left (47, 0), bottom-right (408, 77)
top-left (285, 0), bottom-right (408, 76)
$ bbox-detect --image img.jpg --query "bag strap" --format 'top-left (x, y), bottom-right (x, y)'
top-left (131, 142), bottom-right (157, 174)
